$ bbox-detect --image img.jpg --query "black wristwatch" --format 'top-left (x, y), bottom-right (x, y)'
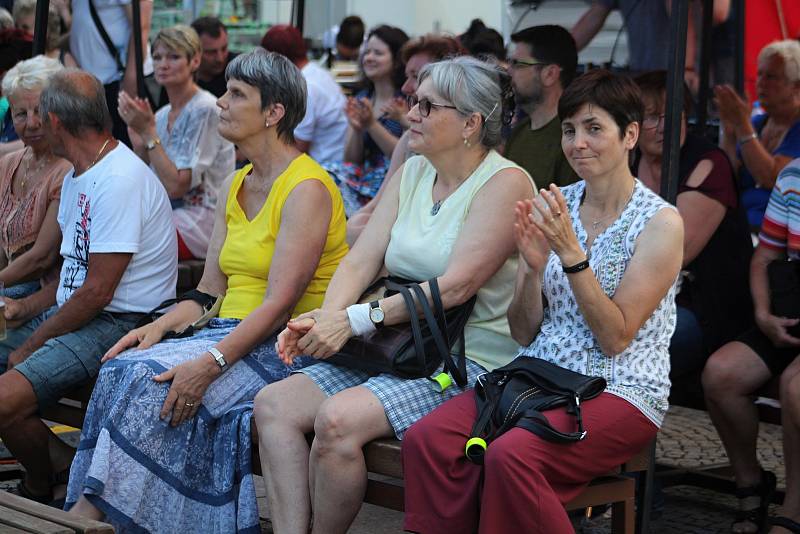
top-left (369, 300), bottom-right (385, 328)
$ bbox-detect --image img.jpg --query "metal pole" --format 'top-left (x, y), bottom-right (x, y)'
top-left (734, 0), bottom-right (745, 94)
top-left (131, 0), bottom-right (147, 102)
top-left (32, 0), bottom-right (50, 56)
top-left (295, 0), bottom-right (306, 33)
top-left (660, 0), bottom-right (689, 205)
top-left (695, 0), bottom-right (714, 135)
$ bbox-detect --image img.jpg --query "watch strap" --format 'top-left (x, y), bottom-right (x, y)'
top-left (208, 347), bottom-right (228, 371)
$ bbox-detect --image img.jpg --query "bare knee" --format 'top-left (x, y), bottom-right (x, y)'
top-left (312, 400), bottom-right (364, 460)
top-left (702, 344), bottom-right (762, 399)
top-left (253, 375), bottom-right (322, 436)
top-left (253, 383), bottom-right (285, 430)
top-left (0, 373), bottom-right (36, 433)
top-left (781, 370), bottom-right (800, 409)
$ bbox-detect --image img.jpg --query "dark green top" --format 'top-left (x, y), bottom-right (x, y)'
top-left (504, 115), bottom-right (580, 189)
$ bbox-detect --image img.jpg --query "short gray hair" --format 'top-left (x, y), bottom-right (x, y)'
top-left (759, 39), bottom-right (800, 83)
top-left (40, 69), bottom-right (111, 136)
top-left (417, 56), bottom-right (513, 148)
top-left (225, 48), bottom-right (306, 144)
top-left (2, 55), bottom-right (63, 99)
top-left (0, 8), bottom-right (13, 30)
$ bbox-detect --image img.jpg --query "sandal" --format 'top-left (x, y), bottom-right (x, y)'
top-left (770, 516), bottom-right (800, 533)
top-left (732, 469), bottom-right (777, 534)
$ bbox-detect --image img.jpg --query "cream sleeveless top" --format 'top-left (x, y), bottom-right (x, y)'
top-left (384, 150), bottom-right (535, 372)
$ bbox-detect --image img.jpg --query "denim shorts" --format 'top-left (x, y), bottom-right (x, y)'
top-left (0, 306), bottom-right (140, 407)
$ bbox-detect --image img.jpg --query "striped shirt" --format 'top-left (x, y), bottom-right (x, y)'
top-left (759, 158), bottom-right (800, 258)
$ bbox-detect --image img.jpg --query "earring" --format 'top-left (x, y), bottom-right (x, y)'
top-left (265, 121), bottom-right (270, 128)
top-left (463, 137), bottom-right (471, 147)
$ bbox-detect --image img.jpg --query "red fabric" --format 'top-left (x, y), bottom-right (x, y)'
top-left (745, 2), bottom-right (800, 103)
top-left (176, 230), bottom-right (195, 261)
top-left (402, 390), bottom-right (657, 534)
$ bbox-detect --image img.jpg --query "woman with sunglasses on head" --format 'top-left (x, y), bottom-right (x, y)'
top-left (634, 70), bottom-right (754, 395)
top-left (253, 56), bottom-right (534, 534)
top-left (401, 69), bottom-right (684, 533)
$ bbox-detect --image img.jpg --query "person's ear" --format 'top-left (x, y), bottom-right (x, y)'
top-left (264, 103), bottom-right (286, 130)
top-left (462, 112), bottom-right (483, 146)
top-left (624, 121), bottom-right (640, 150)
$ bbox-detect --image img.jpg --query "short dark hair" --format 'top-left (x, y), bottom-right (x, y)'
top-left (364, 25), bottom-right (409, 89)
top-left (466, 28), bottom-right (506, 61)
top-left (558, 69), bottom-right (643, 139)
top-left (191, 16), bottom-right (226, 39)
top-left (337, 15), bottom-right (364, 49)
top-left (511, 25), bottom-right (578, 88)
top-left (260, 24), bottom-right (306, 63)
top-left (634, 70), bottom-right (694, 116)
top-left (400, 34), bottom-right (465, 64)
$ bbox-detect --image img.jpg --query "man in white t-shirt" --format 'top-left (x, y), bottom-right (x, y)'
top-left (0, 70), bottom-right (176, 504)
top-left (261, 24), bottom-right (348, 164)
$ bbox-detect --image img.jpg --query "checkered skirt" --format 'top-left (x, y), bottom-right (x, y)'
top-left (297, 358), bottom-right (487, 439)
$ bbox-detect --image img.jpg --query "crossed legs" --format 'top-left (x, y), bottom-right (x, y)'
top-left (253, 373), bottom-right (393, 534)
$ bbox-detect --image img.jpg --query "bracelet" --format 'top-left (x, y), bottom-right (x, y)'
top-left (345, 303), bottom-right (376, 337)
top-left (563, 259), bottom-right (590, 274)
top-left (738, 132), bottom-right (758, 145)
top-left (145, 137), bottom-right (161, 151)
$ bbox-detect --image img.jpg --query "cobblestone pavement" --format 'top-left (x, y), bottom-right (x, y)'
top-left (1, 406), bottom-right (784, 533)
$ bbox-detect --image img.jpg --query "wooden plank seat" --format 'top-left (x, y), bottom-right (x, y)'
top-left (0, 491), bottom-right (112, 534)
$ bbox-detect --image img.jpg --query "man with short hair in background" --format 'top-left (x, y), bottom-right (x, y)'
top-left (191, 16), bottom-right (238, 98)
top-left (505, 25), bottom-right (580, 188)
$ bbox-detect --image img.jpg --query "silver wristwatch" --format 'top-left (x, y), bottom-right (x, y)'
top-left (208, 347), bottom-right (228, 372)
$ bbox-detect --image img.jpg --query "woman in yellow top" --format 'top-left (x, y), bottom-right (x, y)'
top-left (64, 50), bottom-right (348, 534)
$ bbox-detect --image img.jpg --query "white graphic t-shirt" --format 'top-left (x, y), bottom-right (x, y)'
top-left (57, 143), bottom-right (177, 313)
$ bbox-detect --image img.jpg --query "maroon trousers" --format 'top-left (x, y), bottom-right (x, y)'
top-left (402, 390), bottom-right (657, 534)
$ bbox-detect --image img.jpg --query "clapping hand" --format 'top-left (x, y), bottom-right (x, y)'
top-left (118, 90), bottom-right (156, 136)
top-left (528, 185), bottom-right (584, 265)
top-left (345, 97), bottom-right (375, 131)
top-left (713, 85), bottom-right (752, 139)
top-left (277, 309), bottom-right (353, 363)
top-left (514, 199), bottom-right (550, 272)
top-left (380, 96), bottom-right (410, 128)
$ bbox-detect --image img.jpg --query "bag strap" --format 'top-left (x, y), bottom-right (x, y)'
top-left (88, 0), bottom-right (125, 74)
top-left (409, 280), bottom-right (469, 388)
top-left (390, 282), bottom-right (428, 374)
top-left (515, 403), bottom-right (588, 444)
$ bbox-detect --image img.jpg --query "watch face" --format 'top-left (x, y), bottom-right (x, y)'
top-left (369, 307), bottom-right (385, 324)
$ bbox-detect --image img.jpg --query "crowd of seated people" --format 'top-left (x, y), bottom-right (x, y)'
top-left (1, 7), bottom-right (800, 532)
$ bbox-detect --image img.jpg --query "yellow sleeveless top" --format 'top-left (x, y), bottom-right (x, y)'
top-left (218, 154), bottom-right (348, 320)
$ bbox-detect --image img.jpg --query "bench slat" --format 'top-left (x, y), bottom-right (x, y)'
top-left (0, 523), bottom-right (35, 533)
top-left (0, 507), bottom-right (73, 534)
top-left (0, 493), bottom-right (113, 534)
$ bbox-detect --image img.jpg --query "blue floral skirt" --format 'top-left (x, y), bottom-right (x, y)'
top-left (64, 319), bottom-right (315, 534)
top-left (324, 155), bottom-right (390, 217)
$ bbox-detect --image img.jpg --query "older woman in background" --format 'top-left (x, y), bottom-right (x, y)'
top-left (65, 50), bottom-right (349, 533)
top-left (634, 70), bottom-right (754, 390)
top-left (255, 56), bottom-right (533, 534)
top-left (0, 56), bottom-right (71, 301)
top-left (716, 39), bottom-right (800, 228)
top-left (119, 24), bottom-right (235, 260)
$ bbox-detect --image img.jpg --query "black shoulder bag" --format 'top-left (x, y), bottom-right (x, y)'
top-left (327, 277), bottom-right (476, 388)
top-left (465, 356), bottom-right (606, 464)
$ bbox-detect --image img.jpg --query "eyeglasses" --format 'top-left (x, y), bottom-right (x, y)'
top-left (642, 114), bottom-right (666, 129)
top-left (407, 95), bottom-right (458, 117)
top-left (508, 58), bottom-right (549, 70)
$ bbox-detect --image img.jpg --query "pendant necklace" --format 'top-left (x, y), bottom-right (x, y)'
top-left (430, 199), bottom-right (443, 216)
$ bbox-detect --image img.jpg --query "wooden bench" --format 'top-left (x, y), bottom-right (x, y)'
top-left (40, 386), bottom-right (654, 533)
top-left (0, 491), bottom-right (112, 533)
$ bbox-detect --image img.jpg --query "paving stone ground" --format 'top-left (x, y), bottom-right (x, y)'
top-left (1, 406), bottom-right (785, 533)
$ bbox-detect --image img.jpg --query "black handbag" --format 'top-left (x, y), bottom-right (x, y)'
top-left (767, 259), bottom-right (800, 337)
top-left (327, 277), bottom-right (476, 388)
top-left (465, 356), bottom-right (606, 464)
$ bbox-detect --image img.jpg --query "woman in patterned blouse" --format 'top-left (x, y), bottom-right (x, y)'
top-left (401, 70), bottom-right (685, 533)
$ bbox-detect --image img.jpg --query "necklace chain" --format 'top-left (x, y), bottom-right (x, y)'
top-left (88, 138), bottom-right (112, 170)
top-left (20, 148), bottom-right (51, 191)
